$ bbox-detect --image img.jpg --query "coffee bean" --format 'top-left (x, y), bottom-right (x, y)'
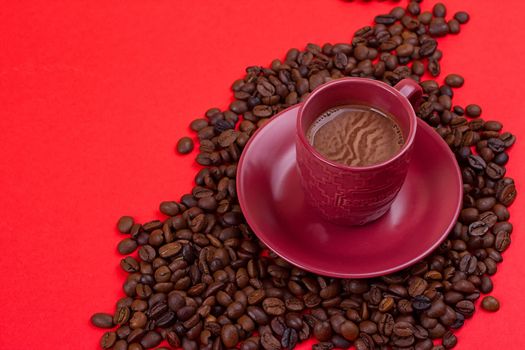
top-left (448, 19), bottom-right (460, 34)
top-left (433, 3), bottom-right (447, 17)
top-left (262, 297), bottom-right (285, 316)
top-left (140, 331), bottom-right (162, 348)
top-left (397, 44), bottom-right (415, 57)
top-left (313, 321), bottom-right (332, 342)
top-left (481, 296), bottom-right (500, 312)
top-left (412, 295), bottom-right (432, 311)
top-left (100, 331), bottom-right (117, 349)
top-left (91, 313), bottom-right (114, 329)
top-left (177, 137), bottom-right (194, 154)
top-left (466, 104), bottom-right (482, 117)
top-left (454, 11), bottom-right (470, 24)
top-left (455, 300), bottom-right (475, 317)
top-left (118, 216), bottom-right (134, 233)
top-left (467, 155), bottom-right (486, 171)
top-left (480, 276), bottom-right (494, 294)
top-left (494, 231), bottom-right (511, 252)
top-left (340, 321), bottom-right (359, 341)
top-left (393, 321), bottom-right (414, 337)
top-left (379, 296), bottom-right (395, 312)
top-left (138, 245), bottom-right (156, 262)
top-left (118, 238), bottom-right (138, 255)
top-left (261, 332), bottom-right (281, 350)
top-left (114, 307), bottom-right (131, 325)
top-left (113, 340), bottom-right (128, 350)
top-left (428, 59), bottom-right (441, 76)
top-left (500, 132), bottom-right (516, 147)
top-left (429, 22), bottom-right (449, 37)
top-left (158, 242), bottom-right (181, 258)
top-left (121, 256), bottom-right (140, 273)
top-left (312, 342), bottom-right (334, 350)
top-left (282, 328), bottom-right (298, 349)
top-left (498, 184), bottom-right (516, 206)
top-left (247, 306), bottom-right (269, 325)
top-left (445, 74), bottom-right (464, 88)
top-left (159, 201), bottom-right (180, 216)
top-left (221, 324), bottom-right (239, 348)
top-left (460, 208), bottom-right (479, 223)
top-left (407, 2), bottom-right (421, 16)
top-left (442, 331), bottom-right (457, 349)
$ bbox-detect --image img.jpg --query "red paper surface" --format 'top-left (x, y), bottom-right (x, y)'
top-left (1, 0), bottom-right (524, 349)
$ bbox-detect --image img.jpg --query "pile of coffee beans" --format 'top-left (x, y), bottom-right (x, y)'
top-left (92, 1), bottom-right (516, 349)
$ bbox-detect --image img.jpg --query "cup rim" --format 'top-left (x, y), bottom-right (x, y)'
top-left (297, 77), bottom-right (418, 171)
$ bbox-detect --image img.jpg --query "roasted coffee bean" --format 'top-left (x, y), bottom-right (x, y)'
top-left (118, 238), bottom-right (138, 255)
top-left (445, 74), bottom-right (464, 87)
top-left (481, 296), bottom-right (500, 312)
top-left (495, 231), bottom-right (511, 252)
top-left (190, 118), bottom-right (209, 132)
top-left (467, 155), bottom-right (486, 171)
top-left (140, 331), bottom-right (162, 348)
top-left (118, 216), bottom-right (135, 233)
top-left (454, 11), bottom-right (470, 24)
top-left (340, 321), bottom-right (359, 341)
top-left (455, 300), bottom-right (475, 317)
top-left (442, 331), bottom-right (457, 349)
top-left (393, 321), bottom-right (414, 337)
top-left (282, 328), bottom-right (298, 349)
top-left (221, 324), bottom-right (239, 348)
top-left (261, 332), bottom-right (281, 350)
top-left (412, 295), bottom-right (432, 311)
top-left (468, 221), bottom-right (488, 236)
top-left (262, 297), bottom-right (285, 316)
top-left (500, 132), bottom-right (516, 147)
top-left (247, 306), bottom-right (269, 325)
top-left (91, 313), bottom-right (114, 329)
top-left (121, 256), bottom-right (140, 273)
top-left (114, 307), bottom-right (131, 325)
top-left (312, 342), bottom-right (334, 350)
top-left (177, 137), bottom-right (194, 154)
top-left (466, 104), bottom-right (482, 117)
top-left (407, 2), bottom-right (421, 16)
top-left (480, 276), bottom-right (493, 294)
top-left (100, 331), bottom-right (117, 349)
top-left (429, 22), bottom-right (448, 37)
top-left (448, 19), bottom-right (460, 34)
top-left (375, 14), bottom-right (396, 25)
top-left (498, 184), bottom-right (516, 206)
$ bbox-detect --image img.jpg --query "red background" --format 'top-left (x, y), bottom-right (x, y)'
top-left (1, 0), bottom-right (524, 349)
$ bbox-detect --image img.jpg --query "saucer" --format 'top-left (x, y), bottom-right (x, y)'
top-left (237, 105), bottom-right (462, 278)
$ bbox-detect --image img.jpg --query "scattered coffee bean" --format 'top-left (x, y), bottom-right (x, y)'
top-left (177, 137), bottom-right (194, 154)
top-left (454, 11), bottom-right (470, 24)
top-left (445, 74), bottom-right (464, 87)
top-left (466, 104), bottom-right (482, 117)
top-left (117, 216), bottom-right (134, 233)
top-left (481, 296), bottom-right (500, 312)
top-left (91, 313), bottom-right (114, 329)
top-left (100, 331), bottom-right (117, 349)
top-left (433, 3), bottom-right (447, 17)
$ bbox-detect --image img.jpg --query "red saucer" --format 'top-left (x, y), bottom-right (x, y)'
top-left (237, 105), bottom-right (463, 278)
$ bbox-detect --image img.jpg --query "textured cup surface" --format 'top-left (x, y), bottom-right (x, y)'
top-left (296, 78), bottom-right (422, 225)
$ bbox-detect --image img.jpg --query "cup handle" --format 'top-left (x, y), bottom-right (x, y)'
top-left (394, 79), bottom-right (423, 109)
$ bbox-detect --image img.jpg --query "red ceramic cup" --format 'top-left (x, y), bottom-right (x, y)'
top-left (296, 77), bottom-right (423, 226)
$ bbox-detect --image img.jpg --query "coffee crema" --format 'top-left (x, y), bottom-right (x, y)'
top-left (306, 104), bottom-right (405, 167)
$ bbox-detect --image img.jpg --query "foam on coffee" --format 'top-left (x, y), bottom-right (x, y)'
top-left (306, 104), bottom-right (405, 167)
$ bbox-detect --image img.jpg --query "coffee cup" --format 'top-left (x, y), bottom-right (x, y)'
top-left (296, 77), bottom-right (422, 225)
